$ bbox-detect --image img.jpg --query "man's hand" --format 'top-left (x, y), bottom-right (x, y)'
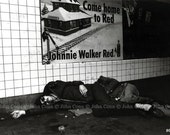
top-left (10, 110), bottom-right (26, 119)
top-left (79, 85), bottom-right (88, 97)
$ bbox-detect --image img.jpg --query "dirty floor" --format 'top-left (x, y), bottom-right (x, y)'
top-left (0, 110), bottom-right (170, 135)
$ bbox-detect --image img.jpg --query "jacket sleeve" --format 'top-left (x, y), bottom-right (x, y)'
top-left (97, 76), bottom-right (120, 94)
top-left (65, 81), bottom-right (84, 86)
top-left (43, 81), bottom-right (84, 98)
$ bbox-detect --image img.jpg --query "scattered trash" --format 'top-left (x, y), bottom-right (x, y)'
top-left (0, 117), bottom-right (5, 121)
top-left (166, 105), bottom-right (170, 109)
top-left (69, 108), bottom-right (92, 117)
top-left (58, 125), bottom-right (65, 135)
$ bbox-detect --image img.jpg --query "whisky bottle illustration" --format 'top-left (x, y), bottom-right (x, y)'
top-left (117, 40), bottom-right (121, 57)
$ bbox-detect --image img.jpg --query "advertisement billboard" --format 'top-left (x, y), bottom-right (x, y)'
top-left (41, 0), bottom-right (123, 64)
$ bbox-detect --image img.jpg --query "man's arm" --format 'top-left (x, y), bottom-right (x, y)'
top-left (11, 107), bottom-right (55, 119)
top-left (66, 81), bottom-right (84, 86)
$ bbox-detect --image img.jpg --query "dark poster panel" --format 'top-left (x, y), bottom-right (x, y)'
top-left (40, 0), bottom-right (123, 64)
top-left (123, 0), bottom-right (170, 59)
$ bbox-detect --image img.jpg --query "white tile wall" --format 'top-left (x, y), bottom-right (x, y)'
top-left (0, 0), bottom-right (170, 98)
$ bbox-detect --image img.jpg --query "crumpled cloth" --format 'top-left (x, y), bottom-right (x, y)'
top-left (69, 108), bottom-right (92, 116)
top-left (153, 103), bottom-right (170, 116)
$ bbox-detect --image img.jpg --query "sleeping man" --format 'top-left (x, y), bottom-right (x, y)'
top-left (11, 78), bottom-right (165, 119)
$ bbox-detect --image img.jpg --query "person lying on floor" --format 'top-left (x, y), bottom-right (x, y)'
top-left (11, 79), bottom-right (165, 119)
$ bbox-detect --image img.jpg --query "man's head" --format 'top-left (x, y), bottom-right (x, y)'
top-left (40, 94), bottom-right (59, 105)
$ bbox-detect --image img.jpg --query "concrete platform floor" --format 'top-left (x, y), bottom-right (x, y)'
top-left (0, 110), bottom-right (170, 135)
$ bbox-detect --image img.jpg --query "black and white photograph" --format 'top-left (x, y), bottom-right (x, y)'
top-left (0, 0), bottom-right (170, 135)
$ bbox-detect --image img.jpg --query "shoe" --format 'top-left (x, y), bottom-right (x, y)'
top-left (135, 103), bottom-right (152, 111)
top-left (149, 107), bottom-right (165, 118)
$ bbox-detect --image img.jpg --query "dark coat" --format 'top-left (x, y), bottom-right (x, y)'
top-left (43, 80), bottom-right (93, 102)
top-left (97, 76), bottom-right (120, 94)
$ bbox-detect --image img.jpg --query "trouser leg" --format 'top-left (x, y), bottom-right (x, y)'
top-left (91, 82), bottom-right (139, 117)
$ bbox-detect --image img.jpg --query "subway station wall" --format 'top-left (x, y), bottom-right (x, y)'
top-left (0, 0), bottom-right (170, 98)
